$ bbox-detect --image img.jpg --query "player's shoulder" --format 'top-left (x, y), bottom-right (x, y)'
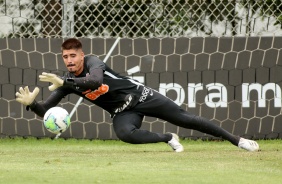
top-left (84, 55), bottom-right (101, 63)
top-left (84, 55), bottom-right (105, 70)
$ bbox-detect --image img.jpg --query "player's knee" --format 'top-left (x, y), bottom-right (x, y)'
top-left (115, 127), bottom-right (136, 144)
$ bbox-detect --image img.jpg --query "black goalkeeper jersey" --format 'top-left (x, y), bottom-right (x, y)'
top-left (29, 55), bottom-right (144, 117)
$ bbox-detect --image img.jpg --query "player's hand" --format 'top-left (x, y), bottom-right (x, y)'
top-left (39, 72), bottom-right (64, 91)
top-left (15, 86), bottom-right (40, 106)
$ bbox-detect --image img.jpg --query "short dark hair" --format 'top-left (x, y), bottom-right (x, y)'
top-left (61, 38), bottom-right (82, 51)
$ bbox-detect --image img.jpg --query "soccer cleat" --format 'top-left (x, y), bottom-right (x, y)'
top-left (168, 133), bottom-right (184, 152)
top-left (238, 138), bottom-right (259, 151)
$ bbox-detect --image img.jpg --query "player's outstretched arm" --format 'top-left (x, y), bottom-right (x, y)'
top-left (40, 69), bottom-right (104, 92)
top-left (39, 72), bottom-right (64, 91)
top-left (15, 86), bottom-right (40, 106)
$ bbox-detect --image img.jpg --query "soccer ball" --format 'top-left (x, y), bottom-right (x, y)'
top-left (43, 107), bottom-right (71, 134)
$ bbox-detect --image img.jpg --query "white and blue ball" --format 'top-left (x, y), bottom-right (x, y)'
top-left (43, 107), bottom-right (71, 134)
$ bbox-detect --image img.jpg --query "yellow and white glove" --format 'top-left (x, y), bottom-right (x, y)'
top-left (39, 72), bottom-right (64, 91)
top-left (15, 86), bottom-right (40, 106)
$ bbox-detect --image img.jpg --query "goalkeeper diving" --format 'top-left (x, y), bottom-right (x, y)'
top-left (15, 38), bottom-right (259, 152)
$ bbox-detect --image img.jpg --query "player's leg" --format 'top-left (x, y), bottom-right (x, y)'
top-left (113, 111), bottom-right (184, 152)
top-left (133, 89), bottom-right (258, 151)
top-left (112, 110), bottom-right (171, 144)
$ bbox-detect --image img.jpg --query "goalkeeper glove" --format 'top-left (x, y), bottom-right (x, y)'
top-left (39, 72), bottom-right (64, 91)
top-left (15, 86), bottom-right (40, 106)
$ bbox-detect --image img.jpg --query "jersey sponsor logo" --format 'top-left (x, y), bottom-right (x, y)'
top-left (139, 86), bottom-right (153, 102)
top-left (114, 94), bottom-right (133, 113)
top-left (83, 84), bottom-right (109, 100)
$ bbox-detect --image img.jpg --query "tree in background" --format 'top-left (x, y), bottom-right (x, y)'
top-left (1, 0), bottom-right (282, 38)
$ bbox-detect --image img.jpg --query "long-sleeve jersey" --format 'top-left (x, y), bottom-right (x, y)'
top-left (29, 55), bottom-right (144, 117)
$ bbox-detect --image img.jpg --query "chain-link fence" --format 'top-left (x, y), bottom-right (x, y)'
top-left (2, 0), bottom-right (282, 140)
top-left (1, 0), bottom-right (282, 38)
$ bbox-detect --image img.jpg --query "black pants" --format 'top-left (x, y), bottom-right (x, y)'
top-left (113, 88), bottom-right (240, 146)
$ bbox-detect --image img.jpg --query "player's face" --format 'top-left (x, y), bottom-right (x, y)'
top-left (62, 49), bottom-right (84, 76)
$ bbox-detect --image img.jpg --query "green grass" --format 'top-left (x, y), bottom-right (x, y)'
top-left (0, 138), bottom-right (281, 184)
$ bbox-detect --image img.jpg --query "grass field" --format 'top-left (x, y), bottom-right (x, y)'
top-left (0, 138), bottom-right (281, 184)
